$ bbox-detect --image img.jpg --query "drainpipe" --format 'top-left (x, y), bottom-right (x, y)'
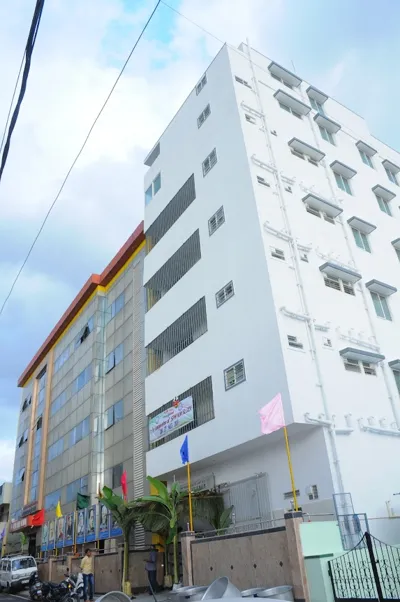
top-left (244, 41), bottom-right (345, 493)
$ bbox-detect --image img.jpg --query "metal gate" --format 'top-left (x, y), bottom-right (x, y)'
top-left (328, 532), bottom-right (400, 601)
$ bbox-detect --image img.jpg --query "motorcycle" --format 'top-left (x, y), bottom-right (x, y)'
top-left (66, 573), bottom-right (84, 601)
top-left (29, 572), bottom-right (43, 601)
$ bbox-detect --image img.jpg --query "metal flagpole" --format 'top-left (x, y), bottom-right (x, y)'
top-left (283, 426), bottom-right (299, 511)
top-left (186, 462), bottom-right (194, 531)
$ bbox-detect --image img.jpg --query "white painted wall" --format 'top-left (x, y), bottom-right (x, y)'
top-left (143, 43), bottom-right (400, 522)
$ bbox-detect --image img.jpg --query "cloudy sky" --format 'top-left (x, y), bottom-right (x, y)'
top-left (0, 0), bottom-right (399, 483)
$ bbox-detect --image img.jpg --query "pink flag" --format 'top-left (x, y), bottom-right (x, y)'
top-left (259, 393), bottom-right (285, 435)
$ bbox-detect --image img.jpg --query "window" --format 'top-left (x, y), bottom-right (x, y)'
top-left (196, 73), bottom-right (207, 95)
top-left (45, 489), bottom-right (62, 510)
top-left (271, 248), bottom-right (285, 260)
top-left (393, 370), bottom-right (400, 394)
top-left (385, 167), bottom-right (398, 186)
top-left (66, 476), bottom-right (88, 503)
top-left (48, 438), bottom-right (64, 462)
top-left (359, 150), bottom-right (373, 168)
top-left (202, 148), bottom-right (217, 176)
top-left (75, 364), bottom-right (92, 392)
top-left (105, 400), bottom-right (124, 430)
top-left (145, 173), bottom-right (162, 205)
top-left (16, 468), bottom-right (25, 484)
top-left (18, 429), bottom-right (28, 448)
top-left (208, 206), bottom-right (225, 236)
top-left (12, 558), bottom-right (35, 571)
top-left (278, 102), bottom-right (301, 119)
top-left (51, 390), bottom-right (67, 416)
top-left (112, 464), bottom-right (124, 489)
top-left (224, 360), bottom-right (246, 390)
top-left (257, 176), bottom-right (270, 187)
top-left (395, 248), bottom-right (400, 262)
top-left (376, 194), bottom-right (392, 216)
top-left (319, 125), bottom-right (334, 145)
top-left (271, 73), bottom-right (292, 89)
top-left (310, 97), bottom-right (325, 114)
top-left (235, 76), bottom-right (252, 89)
top-left (324, 276), bottom-right (355, 296)
top-left (334, 172), bottom-right (352, 195)
top-left (343, 359), bottom-right (376, 375)
top-left (75, 316), bottom-right (94, 349)
top-left (197, 104), bottom-right (211, 128)
top-left (216, 281), bottom-right (234, 308)
top-left (105, 343), bottom-right (124, 374)
top-left (305, 205), bottom-right (335, 224)
top-left (21, 395), bottom-right (31, 412)
top-left (352, 228), bottom-right (371, 252)
top-left (54, 346), bottom-right (70, 373)
top-left (69, 417), bottom-right (90, 446)
top-left (288, 335), bottom-right (303, 349)
top-left (371, 292), bottom-right (391, 321)
top-left (245, 113), bottom-right (256, 124)
top-left (308, 485), bottom-right (319, 500)
top-left (106, 292), bottom-right (125, 324)
top-left (284, 489), bottom-right (300, 500)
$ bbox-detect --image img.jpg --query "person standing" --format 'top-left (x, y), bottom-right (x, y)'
top-left (144, 545), bottom-right (158, 594)
top-left (81, 548), bottom-right (94, 602)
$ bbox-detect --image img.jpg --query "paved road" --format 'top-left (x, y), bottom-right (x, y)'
top-left (0, 594), bottom-right (29, 602)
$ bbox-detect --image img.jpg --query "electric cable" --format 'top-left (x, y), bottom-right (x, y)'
top-left (0, 0), bottom-right (45, 183)
top-left (0, 0), bottom-right (161, 319)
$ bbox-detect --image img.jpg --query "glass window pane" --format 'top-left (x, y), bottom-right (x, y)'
top-left (105, 407), bottom-right (114, 430)
top-left (115, 344), bottom-right (124, 365)
top-left (380, 296), bottom-right (391, 320)
top-left (153, 173), bottom-right (161, 195)
top-left (82, 417), bottom-right (90, 438)
top-left (114, 400), bottom-right (124, 423)
top-left (371, 292), bottom-right (384, 318)
top-left (106, 352), bottom-right (115, 373)
top-left (334, 172), bottom-right (343, 190)
top-left (115, 293), bottom-right (124, 315)
top-left (361, 232), bottom-right (371, 252)
top-left (352, 228), bottom-right (363, 249)
top-left (145, 185), bottom-right (153, 205)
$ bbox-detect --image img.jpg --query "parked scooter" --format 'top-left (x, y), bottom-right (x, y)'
top-left (29, 571), bottom-right (43, 601)
top-left (67, 573), bottom-right (84, 601)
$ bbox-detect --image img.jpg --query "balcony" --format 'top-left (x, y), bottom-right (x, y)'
top-left (146, 297), bottom-right (207, 375)
top-left (145, 230), bottom-right (201, 311)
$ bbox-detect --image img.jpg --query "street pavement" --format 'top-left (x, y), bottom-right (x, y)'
top-left (0, 590), bottom-right (173, 602)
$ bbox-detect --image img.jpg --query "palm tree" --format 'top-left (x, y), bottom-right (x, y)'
top-left (101, 486), bottom-right (138, 591)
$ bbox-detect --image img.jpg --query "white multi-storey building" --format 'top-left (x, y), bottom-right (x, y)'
top-left (142, 43), bottom-right (400, 526)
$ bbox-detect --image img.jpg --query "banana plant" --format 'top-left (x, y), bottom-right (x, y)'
top-left (101, 486), bottom-right (138, 590)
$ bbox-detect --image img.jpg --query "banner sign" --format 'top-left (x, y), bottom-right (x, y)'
top-left (99, 505), bottom-right (110, 540)
top-left (76, 509), bottom-right (85, 544)
top-left (48, 520), bottom-right (55, 549)
top-left (56, 517), bottom-right (64, 548)
top-left (41, 522), bottom-right (48, 551)
top-left (110, 516), bottom-right (122, 538)
top-left (85, 506), bottom-right (96, 543)
top-left (149, 396), bottom-right (194, 443)
top-left (64, 513), bottom-right (74, 547)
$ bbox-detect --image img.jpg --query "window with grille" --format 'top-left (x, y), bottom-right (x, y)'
top-left (271, 248), bottom-right (285, 260)
top-left (284, 489), bottom-right (300, 500)
top-left (352, 228), bottom-right (371, 253)
top-left (21, 395), bottom-right (31, 412)
top-left (278, 102), bottom-right (302, 119)
top-left (287, 335), bottom-right (303, 349)
top-left (375, 194), bottom-right (392, 216)
top-left (324, 276), bottom-right (355, 296)
top-left (385, 167), bottom-right (398, 186)
top-left (359, 149), bottom-right (373, 168)
top-left (305, 205), bottom-right (335, 224)
top-left (319, 125), bottom-right (334, 145)
top-left (196, 73), bottom-right (207, 95)
top-left (309, 97), bottom-right (325, 114)
top-left (271, 73), bottom-right (293, 89)
top-left (202, 148), bottom-right (217, 176)
top-left (371, 292), bottom-right (392, 321)
top-left (308, 485), bottom-right (319, 500)
top-left (323, 337), bottom-right (332, 348)
top-left (197, 104), bottom-right (211, 128)
top-left (344, 359), bottom-right (377, 375)
top-left (208, 206), bottom-right (225, 235)
top-left (216, 281), bottom-right (234, 308)
top-left (334, 172), bottom-right (352, 195)
top-left (245, 113), bottom-right (256, 124)
top-left (257, 175), bottom-right (270, 187)
top-left (235, 76), bottom-right (252, 89)
top-left (224, 360), bottom-right (246, 390)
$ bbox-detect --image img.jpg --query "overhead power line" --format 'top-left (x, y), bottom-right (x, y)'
top-left (0, 0), bottom-right (161, 320)
top-left (0, 0), bottom-right (46, 183)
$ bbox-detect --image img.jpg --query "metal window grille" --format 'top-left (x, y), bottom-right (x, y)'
top-left (197, 104), bottom-right (211, 128)
top-left (284, 489), bottom-right (300, 500)
top-left (146, 174), bottom-right (196, 253)
top-left (306, 205), bottom-right (322, 218)
top-left (245, 113), bottom-right (256, 124)
top-left (146, 297), bottom-right (208, 375)
top-left (343, 281), bottom-right (355, 296)
top-left (221, 473), bottom-right (272, 525)
top-left (271, 248), bottom-right (285, 260)
top-left (196, 73), bottom-right (207, 95)
top-left (216, 281), bottom-right (234, 308)
top-left (148, 377), bottom-right (214, 450)
top-left (257, 176), bottom-right (270, 187)
top-left (202, 148), bottom-right (217, 176)
top-left (288, 335), bottom-right (303, 349)
top-left (208, 206), bottom-right (225, 235)
top-left (235, 76), bottom-right (252, 89)
top-left (344, 359), bottom-right (362, 373)
top-left (362, 362), bottom-right (376, 376)
top-left (324, 276), bottom-right (341, 291)
top-left (145, 230), bottom-right (201, 311)
top-left (224, 359), bottom-right (246, 390)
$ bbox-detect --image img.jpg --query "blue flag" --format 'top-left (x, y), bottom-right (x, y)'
top-left (180, 435), bottom-right (189, 464)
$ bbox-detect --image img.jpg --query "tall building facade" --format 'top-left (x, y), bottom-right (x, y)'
top-left (9, 224), bottom-right (146, 554)
top-left (143, 43), bottom-right (400, 527)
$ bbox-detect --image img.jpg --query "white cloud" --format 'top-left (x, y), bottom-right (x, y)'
top-left (0, 441), bottom-right (15, 483)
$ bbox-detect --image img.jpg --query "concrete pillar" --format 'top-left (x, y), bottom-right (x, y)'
top-left (284, 512), bottom-right (310, 602)
top-left (180, 531), bottom-right (195, 586)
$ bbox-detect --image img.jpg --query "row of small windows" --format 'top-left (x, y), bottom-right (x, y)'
top-left (48, 416), bottom-right (90, 461)
top-left (45, 476), bottom-right (89, 510)
top-left (105, 292), bottom-right (124, 324)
